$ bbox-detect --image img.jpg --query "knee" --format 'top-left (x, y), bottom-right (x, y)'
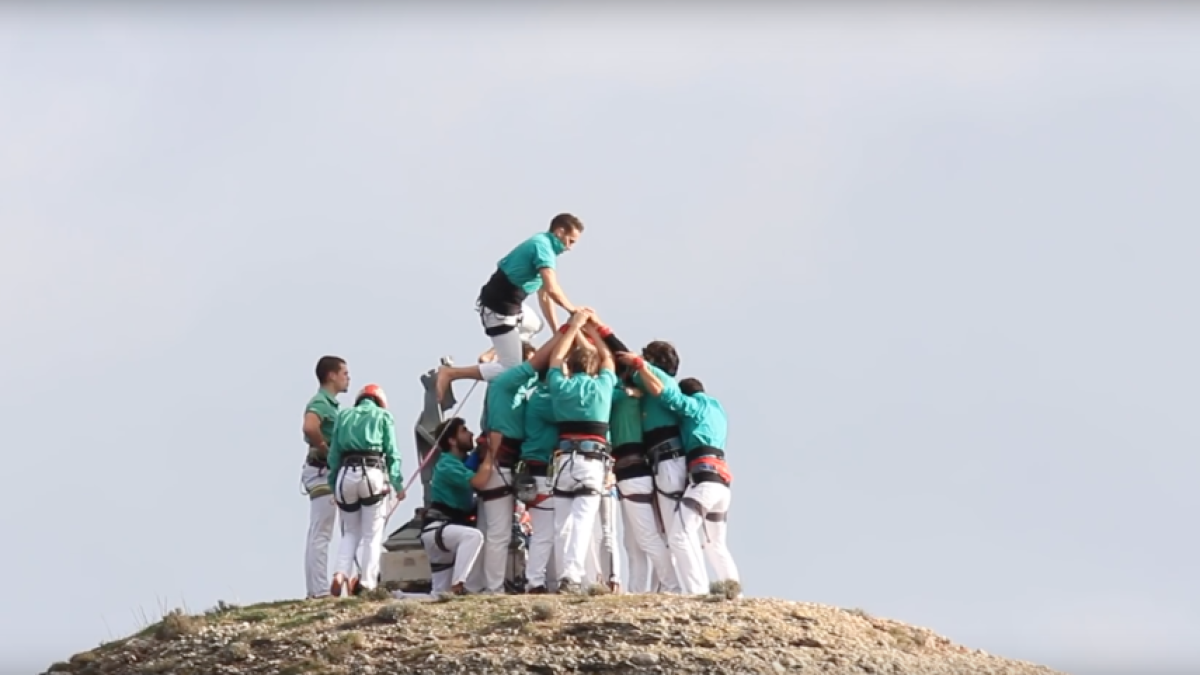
top-left (464, 530), bottom-right (484, 547)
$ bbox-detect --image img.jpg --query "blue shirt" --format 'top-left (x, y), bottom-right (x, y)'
top-left (429, 452), bottom-right (477, 513)
top-left (632, 364), bottom-right (684, 434)
top-left (521, 382), bottom-right (558, 463)
top-left (497, 232), bottom-right (566, 295)
top-left (655, 378), bottom-right (727, 452)
top-left (547, 368), bottom-right (619, 424)
top-left (485, 362), bottom-right (538, 439)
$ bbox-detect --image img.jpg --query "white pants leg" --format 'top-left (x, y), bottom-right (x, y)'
top-left (617, 477), bottom-right (656, 593)
top-left (621, 475), bottom-right (679, 593)
top-left (598, 489), bottom-right (620, 587)
top-left (478, 300), bottom-right (543, 381)
top-left (422, 523), bottom-right (484, 594)
top-left (301, 464), bottom-right (337, 598)
top-left (332, 464), bottom-right (391, 585)
top-left (524, 477), bottom-right (556, 589)
top-left (682, 482), bottom-right (740, 586)
top-left (473, 468), bottom-right (514, 593)
top-left (585, 519), bottom-right (601, 587)
top-left (656, 457), bottom-right (705, 594)
top-left (551, 454), bottom-right (606, 586)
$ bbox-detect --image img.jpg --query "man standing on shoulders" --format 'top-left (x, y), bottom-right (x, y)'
top-left (326, 384), bottom-right (405, 597)
top-left (620, 358), bottom-right (740, 596)
top-left (437, 213), bottom-right (583, 400)
top-left (300, 355), bottom-right (350, 600)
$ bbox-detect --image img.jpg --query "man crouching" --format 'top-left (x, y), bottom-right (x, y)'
top-left (420, 417), bottom-right (493, 596)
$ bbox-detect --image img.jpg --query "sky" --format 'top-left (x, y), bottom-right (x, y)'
top-left (1, 4), bottom-right (1198, 674)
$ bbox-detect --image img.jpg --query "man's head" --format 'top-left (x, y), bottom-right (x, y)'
top-left (435, 417), bottom-right (474, 456)
top-left (678, 377), bottom-right (705, 396)
top-left (641, 341), bottom-right (680, 377)
top-left (565, 344), bottom-right (600, 377)
top-left (549, 213), bottom-right (584, 252)
top-left (316, 355), bottom-right (350, 393)
top-left (355, 383), bottom-right (388, 409)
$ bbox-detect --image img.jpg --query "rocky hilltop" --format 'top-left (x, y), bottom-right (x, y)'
top-left (42, 588), bottom-right (1068, 675)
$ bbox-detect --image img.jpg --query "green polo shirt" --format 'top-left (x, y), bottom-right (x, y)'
top-left (655, 378), bottom-right (727, 453)
top-left (429, 452), bottom-right (477, 513)
top-left (326, 400), bottom-right (403, 494)
top-left (485, 361), bottom-right (538, 439)
top-left (610, 385), bottom-right (644, 448)
top-left (547, 368), bottom-right (618, 424)
top-left (521, 381), bottom-right (558, 464)
top-left (497, 232), bottom-right (567, 295)
top-left (632, 364), bottom-right (683, 434)
top-left (304, 388), bottom-right (340, 463)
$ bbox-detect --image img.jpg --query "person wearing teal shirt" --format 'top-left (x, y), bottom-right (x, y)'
top-left (473, 335), bottom-right (561, 595)
top-left (325, 384), bottom-right (406, 598)
top-left (421, 416), bottom-right (493, 596)
top-left (474, 213), bottom-right (584, 384)
top-left (622, 358), bottom-right (741, 597)
top-left (544, 309), bottom-right (618, 592)
top-left (299, 355), bottom-right (349, 600)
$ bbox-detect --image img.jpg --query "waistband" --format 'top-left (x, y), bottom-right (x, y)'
top-left (644, 425), bottom-right (683, 447)
top-left (495, 437), bottom-right (523, 467)
top-left (558, 420), bottom-right (610, 438)
top-left (686, 446), bottom-right (725, 462)
top-left (519, 460), bottom-right (549, 477)
top-left (647, 436), bottom-right (684, 462)
top-left (687, 453), bottom-right (732, 486)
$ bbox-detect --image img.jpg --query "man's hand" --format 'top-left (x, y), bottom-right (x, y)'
top-left (615, 352), bottom-right (640, 366)
top-left (569, 308), bottom-right (592, 327)
top-left (394, 488), bottom-right (407, 502)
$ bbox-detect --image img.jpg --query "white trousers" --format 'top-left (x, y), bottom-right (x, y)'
top-left (618, 475), bottom-right (678, 593)
top-left (552, 453), bottom-right (607, 585)
top-left (657, 456), bottom-right (707, 594)
top-left (421, 522), bottom-right (484, 594)
top-left (680, 481), bottom-right (740, 586)
top-left (333, 465), bottom-right (391, 590)
top-left (301, 463), bottom-right (338, 598)
top-left (584, 488), bottom-right (619, 587)
top-left (524, 476), bottom-right (556, 589)
top-left (479, 300), bottom-right (544, 381)
top-left (466, 467), bottom-right (514, 593)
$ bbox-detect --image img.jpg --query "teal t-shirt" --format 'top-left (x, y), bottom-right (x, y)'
top-left (547, 368), bottom-right (619, 424)
top-left (655, 377), bottom-right (728, 452)
top-left (632, 363), bottom-right (684, 434)
top-left (485, 361), bottom-right (538, 439)
top-left (429, 452), bottom-right (476, 513)
top-left (521, 381), bottom-right (558, 464)
top-left (497, 232), bottom-right (566, 294)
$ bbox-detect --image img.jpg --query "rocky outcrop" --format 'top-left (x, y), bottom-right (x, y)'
top-left (42, 592), bottom-right (1068, 675)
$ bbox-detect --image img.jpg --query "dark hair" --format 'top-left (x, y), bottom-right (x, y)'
top-left (521, 341), bottom-right (537, 360)
top-left (549, 212), bottom-right (584, 233)
top-left (315, 356), bottom-right (346, 384)
top-left (641, 341), bottom-right (680, 377)
top-left (679, 377), bottom-right (705, 396)
top-left (434, 417), bottom-right (468, 450)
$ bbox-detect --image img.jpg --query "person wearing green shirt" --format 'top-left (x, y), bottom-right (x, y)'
top-left (545, 309), bottom-right (618, 593)
top-left (326, 383), bottom-right (405, 598)
top-left (299, 355), bottom-right (350, 600)
top-left (421, 416), bottom-right (493, 596)
top-left (471, 213), bottom-right (583, 382)
top-left (472, 333), bottom-right (562, 594)
top-left (622, 358), bottom-right (740, 596)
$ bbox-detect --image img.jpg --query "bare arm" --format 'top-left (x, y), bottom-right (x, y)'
top-left (302, 412), bottom-right (327, 453)
top-left (469, 445), bottom-right (495, 490)
top-left (584, 322), bottom-right (614, 373)
top-left (538, 268), bottom-right (576, 314)
top-left (538, 287), bottom-right (560, 333)
top-left (549, 309), bottom-right (591, 369)
top-left (618, 352), bottom-right (664, 396)
top-left (527, 331), bottom-right (563, 372)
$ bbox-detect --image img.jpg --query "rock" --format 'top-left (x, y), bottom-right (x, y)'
top-left (630, 652), bottom-right (660, 666)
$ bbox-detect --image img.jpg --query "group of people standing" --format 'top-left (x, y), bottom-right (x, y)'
top-left (297, 213), bottom-right (740, 599)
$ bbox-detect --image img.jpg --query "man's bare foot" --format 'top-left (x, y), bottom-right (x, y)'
top-left (435, 365), bottom-right (452, 402)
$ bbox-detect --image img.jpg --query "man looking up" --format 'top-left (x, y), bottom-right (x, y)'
top-left (620, 359), bottom-right (740, 595)
top-left (300, 355), bottom-right (349, 600)
top-left (546, 309), bottom-right (617, 593)
top-left (464, 213), bottom-right (583, 386)
top-left (421, 417), bottom-right (490, 596)
top-left (473, 334), bottom-right (562, 594)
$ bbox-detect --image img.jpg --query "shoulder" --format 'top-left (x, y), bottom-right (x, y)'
top-left (598, 369), bottom-right (618, 386)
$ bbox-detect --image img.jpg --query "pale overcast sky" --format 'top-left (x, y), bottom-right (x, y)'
top-left (2, 5), bottom-right (1198, 675)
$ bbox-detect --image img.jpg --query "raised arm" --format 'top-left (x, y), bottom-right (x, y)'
top-left (618, 353), bottom-right (701, 418)
top-left (538, 267), bottom-right (576, 314)
top-left (527, 330), bottom-right (564, 372)
top-left (469, 442), bottom-right (495, 490)
top-left (537, 287), bottom-right (560, 333)
top-left (584, 321), bottom-right (615, 374)
top-left (549, 308), bottom-right (591, 369)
